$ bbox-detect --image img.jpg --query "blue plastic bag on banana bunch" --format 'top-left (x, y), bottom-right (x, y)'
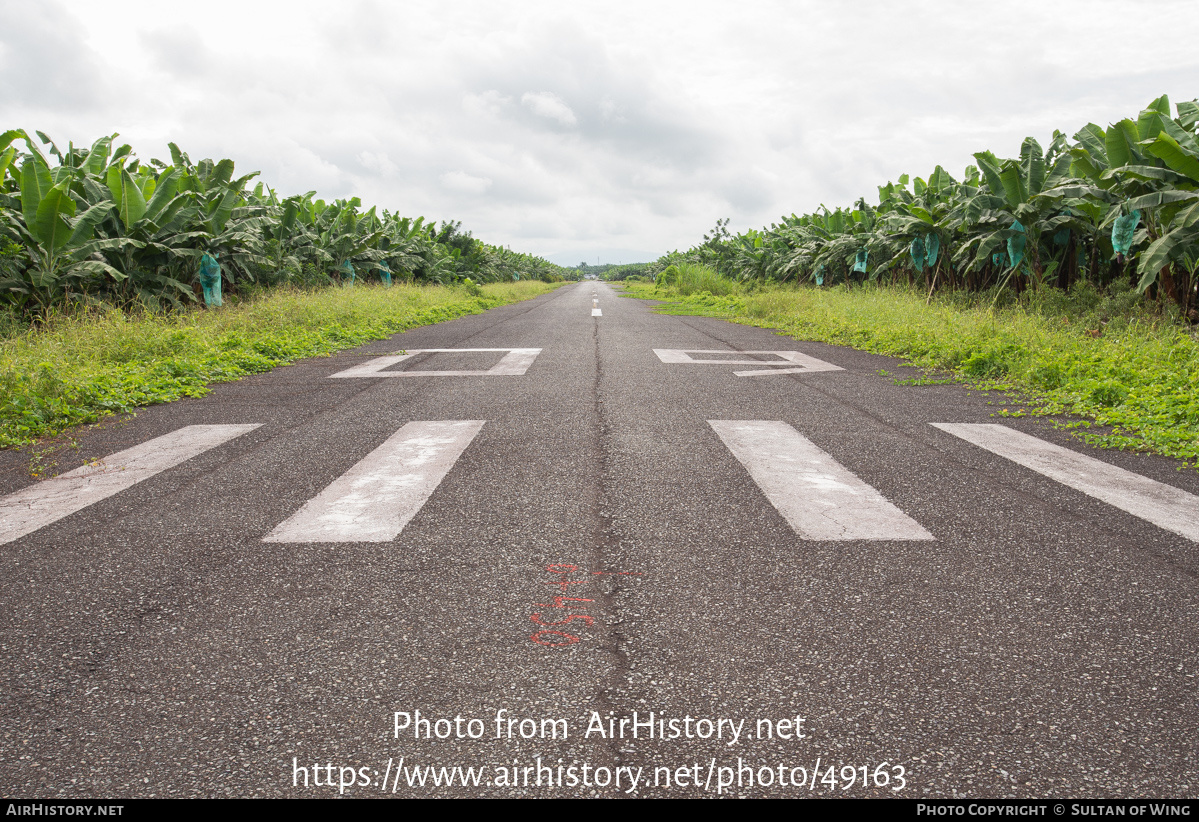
top-left (909, 235), bottom-right (926, 271)
top-left (853, 249), bottom-right (869, 274)
top-left (199, 252), bottom-right (222, 307)
top-left (340, 260), bottom-right (356, 286)
top-left (1006, 221), bottom-right (1026, 270)
top-left (925, 233), bottom-right (940, 268)
top-left (1111, 210), bottom-right (1141, 260)
top-left (378, 260), bottom-right (392, 287)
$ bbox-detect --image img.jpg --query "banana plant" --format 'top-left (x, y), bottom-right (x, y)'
top-left (881, 166), bottom-right (970, 294)
top-left (380, 215), bottom-right (430, 279)
top-left (96, 161), bottom-right (205, 307)
top-left (316, 199), bottom-right (386, 281)
top-left (1130, 127), bottom-right (1199, 308)
top-left (168, 144), bottom-right (267, 298)
top-left (949, 136), bottom-right (1075, 292)
top-left (2, 152), bottom-right (124, 312)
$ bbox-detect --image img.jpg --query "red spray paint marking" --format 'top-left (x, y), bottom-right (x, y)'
top-left (531, 630), bottom-right (580, 646)
top-left (531, 613), bottom-right (595, 627)
top-left (535, 596), bottom-right (594, 609)
top-left (528, 565), bottom-right (641, 648)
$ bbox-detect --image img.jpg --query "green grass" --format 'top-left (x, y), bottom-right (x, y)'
top-left (0, 281), bottom-right (556, 449)
top-left (622, 279), bottom-right (1199, 465)
top-left (656, 262), bottom-right (740, 296)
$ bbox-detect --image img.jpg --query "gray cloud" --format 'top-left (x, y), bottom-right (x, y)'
top-left (139, 24), bottom-right (213, 78)
top-left (0, 0), bottom-right (105, 109)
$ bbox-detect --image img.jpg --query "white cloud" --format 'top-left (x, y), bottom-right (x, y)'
top-left (440, 170), bottom-right (493, 194)
top-left (520, 91), bottom-right (578, 126)
top-left (463, 90), bottom-right (512, 119)
top-left (358, 151), bottom-right (398, 177)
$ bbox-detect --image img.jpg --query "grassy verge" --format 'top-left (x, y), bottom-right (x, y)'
top-left (622, 279), bottom-right (1199, 465)
top-left (0, 281), bottom-right (556, 449)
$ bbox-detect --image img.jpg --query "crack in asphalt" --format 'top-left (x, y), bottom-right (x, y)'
top-left (585, 311), bottom-right (636, 791)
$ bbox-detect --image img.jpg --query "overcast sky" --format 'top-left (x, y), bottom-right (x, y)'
top-left (5, 0), bottom-right (1199, 265)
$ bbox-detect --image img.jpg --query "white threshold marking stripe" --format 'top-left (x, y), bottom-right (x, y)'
top-left (0, 424), bottom-right (260, 546)
top-left (710, 420), bottom-right (933, 541)
top-left (654, 349), bottom-right (842, 376)
top-left (933, 423), bottom-right (1199, 542)
top-left (592, 308), bottom-right (603, 316)
top-left (328, 348), bottom-right (541, 378)
top-left (265, 420), bottom-right (485, 543)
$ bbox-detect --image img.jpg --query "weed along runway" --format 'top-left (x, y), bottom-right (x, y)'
top-left (3, 281), bottom-right (1199, 798)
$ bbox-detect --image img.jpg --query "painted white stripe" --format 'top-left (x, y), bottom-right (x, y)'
top-left (734, 367), bottom-right (819, 377)
top-left (709, 420), bottom-right (933, 541)
top-left (328, 354), bottom-right (416, 377)
top-left (0, 425), bottom-right (260, 545)
top-left (592, 308), bottom-right (603, 316)
top-left (488, 349), bottom-right (542, 375)
top-left (932, 423), bottom-right (1199, 542)
top-left (654, 349), bottom-right (843, 376)
top-left (328, 349), bottom-right (541, 378)
top-left (265, 420), bottom-right (485, 543)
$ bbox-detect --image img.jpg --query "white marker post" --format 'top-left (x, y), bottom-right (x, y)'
top-left (265, 420), bottom-right (485, 543)
top-left (0, 425), bottom-right (260, 546)
top-left (933, 423), bottom-right (1199, 542)
top-left (709, 420), bottom-right (933, 541)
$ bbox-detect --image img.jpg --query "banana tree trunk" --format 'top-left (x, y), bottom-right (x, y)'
top-left (1057, 236), bottom-right (1075, 291)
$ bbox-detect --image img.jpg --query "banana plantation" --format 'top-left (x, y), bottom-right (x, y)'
top-left (0, 129), bottom-right (570, 316)
top-left (670, 95), bottom-right (1199, 321)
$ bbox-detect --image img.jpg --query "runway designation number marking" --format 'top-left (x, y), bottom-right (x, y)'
top-left (933, 423), bottom-right (1199, 543)
top-left (0, 424), bottom-right (261, 546)
top-left (709, 420), bottom-right (933, 541)
top-left (654, 349), bottom-right (843, 377)
top-left (328, 349), bottom-right (542, 378)
top-left (264, 420), bottom-right (485, 543)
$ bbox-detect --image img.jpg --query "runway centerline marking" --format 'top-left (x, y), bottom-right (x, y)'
top-left (0, 424), bottom-right (261, 546)
top-left (328, 348), bottom-right (541, 378)
top-left (654, 349), bottom-right (843, 377)
top-left (264, 420), bottom-right (485, 543)
top-left (933, 423), bottom-right (1199, 542)
top-left (709, 420), bottom-right (933, 541)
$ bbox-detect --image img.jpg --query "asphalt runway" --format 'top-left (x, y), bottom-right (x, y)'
top-left (1, 281), bottom-right (1197, 798)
